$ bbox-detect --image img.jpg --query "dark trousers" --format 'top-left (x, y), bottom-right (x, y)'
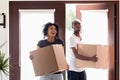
top-left (68, 70), bottom-right (87, 80)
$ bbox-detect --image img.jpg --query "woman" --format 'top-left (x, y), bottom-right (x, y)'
top-left (37, 22), bottom-right (64, 80)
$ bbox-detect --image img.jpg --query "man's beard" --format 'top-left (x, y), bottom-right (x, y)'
top-left (74, 30), bottom-right (80, 33)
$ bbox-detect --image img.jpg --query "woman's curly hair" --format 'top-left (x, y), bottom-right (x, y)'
top-left (42, 22), bottom-right (60, 39)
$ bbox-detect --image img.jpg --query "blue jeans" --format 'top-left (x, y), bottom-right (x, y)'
top-left (39, 73), bottom-right (63, 80)
top-left (68, 70), bottom-right (87, 80)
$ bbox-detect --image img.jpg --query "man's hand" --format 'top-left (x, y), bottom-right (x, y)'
top-left (90, 55), bottom-right (98, 62)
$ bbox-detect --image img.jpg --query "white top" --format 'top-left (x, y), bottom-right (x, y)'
top-left (66, 34), bottom-right (85, 72)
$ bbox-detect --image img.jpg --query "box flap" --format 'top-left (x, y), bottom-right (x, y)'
top-left (53, 44), bottom-right (68, 71)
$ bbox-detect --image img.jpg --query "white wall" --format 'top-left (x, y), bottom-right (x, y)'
top-left (0, 0), bottom-right (8, 53)
top-left (0, 0), bottom-right (8, 80)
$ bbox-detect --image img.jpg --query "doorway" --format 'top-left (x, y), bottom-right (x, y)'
top-left (66, 4), bottom-right (109, 80)
top-left (9, 1), bottom-right (119, 80)
top-left (9, 1), bottom-right (65, 80)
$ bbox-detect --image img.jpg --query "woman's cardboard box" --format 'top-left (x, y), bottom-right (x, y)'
top-left (30, 44), bottom-right (67, 76)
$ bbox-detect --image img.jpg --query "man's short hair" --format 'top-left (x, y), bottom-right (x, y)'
top-left (72, 19), bottom-right (81, 24)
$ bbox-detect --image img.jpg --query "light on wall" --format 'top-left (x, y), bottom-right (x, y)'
top-left (0, 13), bottom-right (6, 28)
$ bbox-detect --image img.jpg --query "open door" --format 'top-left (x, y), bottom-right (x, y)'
top-left (65, 2), bottom-right (119, 80)
top-left (75, 3), bottom-right (118, 80)
top-left (9, 1), bottom-right (65, 80)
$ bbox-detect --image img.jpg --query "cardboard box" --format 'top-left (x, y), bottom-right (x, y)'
top-left (30, 44), bottom-right (68, 76)
top-left (76, 44), bottom-right (109, 69)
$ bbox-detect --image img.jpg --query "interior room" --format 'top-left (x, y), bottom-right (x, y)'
top-left (0, 0), bottom-right (119, 80)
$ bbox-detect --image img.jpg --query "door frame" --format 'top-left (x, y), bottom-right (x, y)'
top-left (9, 1), bottom-right (119, 80)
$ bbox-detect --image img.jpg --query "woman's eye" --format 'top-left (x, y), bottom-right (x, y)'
top-left (50, 27), bottom-right (53, 29)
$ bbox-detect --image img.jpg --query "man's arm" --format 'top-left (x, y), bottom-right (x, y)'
top-left (71, 47), bottom-right (98, 62)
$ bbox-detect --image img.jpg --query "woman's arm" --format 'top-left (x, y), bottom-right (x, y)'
top-left (29, 46), bottom-right (41, 60)
top-left (37, 46), bottom-right (40, 49)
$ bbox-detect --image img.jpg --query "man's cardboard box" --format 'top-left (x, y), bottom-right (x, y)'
top-left (30, 44), bottom-right (68, 76)
top-left (76, 44), bottom-right (109, 69)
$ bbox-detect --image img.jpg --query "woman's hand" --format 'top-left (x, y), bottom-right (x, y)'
top-left (67, 64), bottom-right (69, 70)
top-left (29, 55), bottom-right (33, 60)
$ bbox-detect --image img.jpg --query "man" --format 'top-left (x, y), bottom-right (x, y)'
top-left (66, 19), bottom-right (98, 80)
